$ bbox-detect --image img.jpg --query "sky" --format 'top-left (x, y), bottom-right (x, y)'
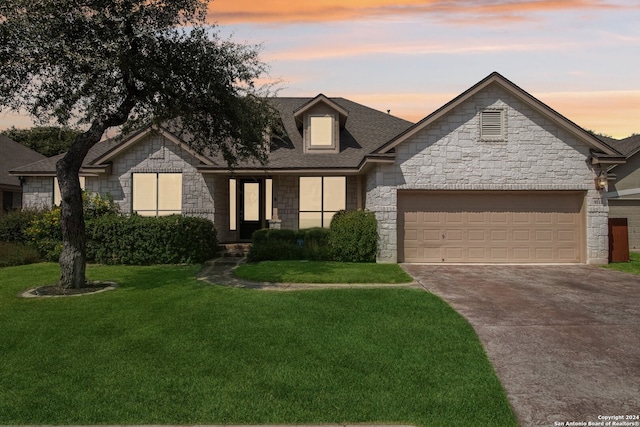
top-left (1, 0), bottom-right (639, 138)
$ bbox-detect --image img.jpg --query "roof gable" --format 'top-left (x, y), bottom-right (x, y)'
top-left (91, 126), bottom-right (214, 166)
top-left (376, 72), bottom-right (622, 157)
top-left (293, 94), bottom-right (349, 129)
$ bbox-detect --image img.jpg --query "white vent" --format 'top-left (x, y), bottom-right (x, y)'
top-left (481, 110), bottom-right (504, 139)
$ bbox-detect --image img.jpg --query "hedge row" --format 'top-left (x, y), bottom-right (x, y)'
top-left (248, 210), bottom-right (378, 263)
top-left (87, 214), bottom-right (218, 265)
top-left (0, 204), bottom-right (217, 265)
top-left (248, 227), bottom-right (332, 262)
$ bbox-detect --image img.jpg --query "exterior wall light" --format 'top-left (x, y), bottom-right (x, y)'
top-left (596, 171), bottom-right (608, 190)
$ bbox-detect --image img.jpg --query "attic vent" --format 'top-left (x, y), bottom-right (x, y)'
top-left (480, 110), bottom-right (505, 140)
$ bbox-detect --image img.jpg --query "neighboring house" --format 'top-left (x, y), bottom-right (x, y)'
top-left (10, 72), bottom-right (624, 264)
top-left (0, 134), bottom-right (46, 213)
top-left (605, 134), bottom-right (640, 249)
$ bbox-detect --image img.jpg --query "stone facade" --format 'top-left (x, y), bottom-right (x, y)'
top-left (19, 80), bottom-right (612, 264)
top-left (24, 134), bottom-right (219, 226)
top-left (366, 83), bottom-right (608, 264)
top-left (22, 176), bottom-right (55, 209)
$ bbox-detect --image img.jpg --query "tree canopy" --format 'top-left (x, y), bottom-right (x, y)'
top-left (0, 0), bottom-right (277, 166)
top-left (1, 127), bottom-right (82, 157)
top-left (0, 0), bottom-right (279, 288)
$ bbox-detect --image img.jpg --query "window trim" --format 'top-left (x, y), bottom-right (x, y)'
top-left (131, 172), bottom-right (182, 217)
top-left (299, 176), bottom-right (346, 229)
top-left (305, 114), bottom-right (338, 153)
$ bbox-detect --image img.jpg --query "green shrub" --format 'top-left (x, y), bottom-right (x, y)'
top-left (0, 210), bottom-right (41, 243)
top-left (88, 214), bottom-right (217, 265)
top-left (25, 207), bottom-right (63, 262)
top-left (298, 228), bottom-right (332, 261)
top-left (248, 227), bottom-right (332, 262)
top-left (329, 210), bottom-right (378, 263)
top-left (83, 192), bottom-right (120, 220)
top-left (248, 229), bottom-right (300, 262)
top-left (0, 241), bottom-right (41, 267)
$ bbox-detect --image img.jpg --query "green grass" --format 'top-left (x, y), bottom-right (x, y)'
top-left (234, 260), bottom-right (414, 283)
top-left (0, 263), bottom-right (517, 426)
top-left (603, 251), bottom-right (640, 274)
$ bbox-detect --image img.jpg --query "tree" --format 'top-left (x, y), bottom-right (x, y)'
top-left (0, 0), bottom-right (278, 289)
top-left (1, 126), bottom-right (81, 157)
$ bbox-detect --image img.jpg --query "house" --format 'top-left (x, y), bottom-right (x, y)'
top-left (605, 134), bottom-right (640, 250)
top-left (0, 134), bottom-right (46, 213)
top-left (10, 72), bottom-right (624, 264)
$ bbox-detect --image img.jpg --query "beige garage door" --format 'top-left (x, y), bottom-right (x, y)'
top-left (398, 191), bottom-right (585, 263)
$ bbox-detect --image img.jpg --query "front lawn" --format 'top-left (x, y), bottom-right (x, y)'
top-left (603, 251), bottom-right (640, 274)
top-left (0, 263), bottom-right (517, 426)
top-left (234, 260), bottom-right (413, 283)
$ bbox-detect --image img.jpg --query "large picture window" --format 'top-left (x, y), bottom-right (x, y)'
top-left (299, 176), bottom-right (346, 229)
top-left (132, 173), bottom-right (182, 216)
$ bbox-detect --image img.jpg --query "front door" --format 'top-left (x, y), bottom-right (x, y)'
top-left (238, 178), bottom-right (264, 240)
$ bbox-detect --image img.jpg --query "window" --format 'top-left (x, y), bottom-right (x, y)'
top-left (480, 109), bottom-right (505, 140)
top-left (310, 116), bottom-right (333, 146)
top-left (132, 173), bottom-right (182, 216)
top-left (299, 176), bottom-right (346, 229)
top-left (53, 177), bottom-right (86, 206)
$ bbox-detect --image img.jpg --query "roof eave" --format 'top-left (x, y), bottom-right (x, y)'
top-left (196, 166), bottom-right (362, 176)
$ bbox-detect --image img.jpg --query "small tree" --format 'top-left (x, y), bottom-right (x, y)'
top-left (0, 0), bottom-right (278, 288)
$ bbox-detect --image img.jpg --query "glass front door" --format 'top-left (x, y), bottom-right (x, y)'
top-left (239, 179), bottom-right (264, 240)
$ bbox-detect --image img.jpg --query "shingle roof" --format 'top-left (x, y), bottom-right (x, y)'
top-left (0, 135), bottom-right (46, 187)
top-left (9, 97), bottom-right (414, 174)
top-left (9, 137), bottom-right (122, 175)
top-left (610, 134), bottom-right (640, 157)
top-left (200, 97), bottom-right (413, 170)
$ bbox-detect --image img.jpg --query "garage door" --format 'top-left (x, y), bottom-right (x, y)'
top-left (398, 191), bottom-right (585, 263)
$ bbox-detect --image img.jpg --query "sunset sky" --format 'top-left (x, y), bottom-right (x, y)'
top-left (1, 0), bottom-right (639, 138)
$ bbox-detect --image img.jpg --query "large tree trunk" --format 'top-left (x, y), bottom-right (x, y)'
top-left (55, 98), bottom-right (136, 289)
top-left (56, 124), bottom-right (108, 289)
top-left (56, 160), bottom-right (87, 289)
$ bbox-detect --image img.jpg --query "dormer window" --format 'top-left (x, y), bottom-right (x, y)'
top-left (294, 94), bottom-right (349, 154)
top-left (310, 115), bottom-right (334, 147)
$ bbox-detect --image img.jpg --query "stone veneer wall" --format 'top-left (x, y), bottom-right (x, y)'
top-left (22, 176), bottom-right (55, 209)
top-left (366, 83), bottom-right (608, 264)
top-left (80, 134), bottom-right (218, 226)
top-left (22, 135), bottom-right (218, 221)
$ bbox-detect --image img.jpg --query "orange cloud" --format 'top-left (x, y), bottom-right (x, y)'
top-left (536, 90), bottom-right (640, 139)
top-left (208, 0), bottom-right (632, 24)
top-left (264, 39), bottom-right (576, 62)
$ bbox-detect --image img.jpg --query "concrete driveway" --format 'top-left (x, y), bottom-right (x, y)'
top-left (402, 264), bottom-right (640, 427)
